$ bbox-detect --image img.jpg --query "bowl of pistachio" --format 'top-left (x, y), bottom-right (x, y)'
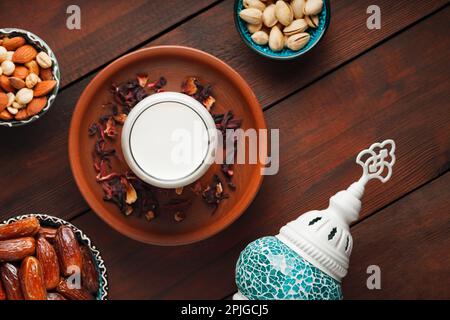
top-left (234, 0), bottom-right (330, 60)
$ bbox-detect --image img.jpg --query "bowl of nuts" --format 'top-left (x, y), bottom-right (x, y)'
top-left (0, 214), bottom-right (108, 300)
top-left (235, 0), bottom-right (330, 60)
top-left (0, 28), bottom-right (60, 127)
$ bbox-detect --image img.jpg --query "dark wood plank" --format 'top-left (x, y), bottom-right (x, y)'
top-left (152, 0), bottom-right (448, 108)
top-left (70, 8), bottom-right (450, 299)
top-left (343, 173), bottom-right (450, 299)
top-left (0, 0), bottom-right (445, 223)
top-left (0, 0), bottom-right (217, 87)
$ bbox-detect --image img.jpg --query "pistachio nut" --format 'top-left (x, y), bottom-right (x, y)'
top-left (291, 0), bottom-right (306, 19)
top-left (304, 0), bottom-right (323, 16)
top-left (251, 31), bottom-right (269, 45)
top-left (275, 0), bottom-right (293, 26)
top-left (305, 14), bottom-right (319, 28)
top-left (243, 0), bottom-right (266, 11)
top-left (262, 4), bottom-right (278, 27)
top-left (248, 22), bottom-right (262, 34)
top-left (239, 8), bottom-right (263, 25)
top-left (283, 19), bottom-right (308, 36)
top-left (269, 25), bottom-right (284, 51)
top-left (286, 32), bottom-right (310, 51)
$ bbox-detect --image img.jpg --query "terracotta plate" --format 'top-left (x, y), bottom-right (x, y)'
top-left (69, 46), bottom-right (266, 245)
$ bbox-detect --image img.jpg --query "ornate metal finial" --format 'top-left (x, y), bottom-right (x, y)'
top-left (356, 139), bottom-right (396, 183)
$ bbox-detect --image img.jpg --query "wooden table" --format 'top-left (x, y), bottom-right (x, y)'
top-left (0, 0), bottom-right (449, 299)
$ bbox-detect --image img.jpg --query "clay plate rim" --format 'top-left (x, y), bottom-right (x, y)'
top-left (68, 46), bottom-right (266, 245)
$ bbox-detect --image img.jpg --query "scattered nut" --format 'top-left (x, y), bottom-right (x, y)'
top-left (291, 0), bottom-right (306, 19)
top-left (12, 101), bottom-right (25, 110)
top-left (6, 92), bottom-right (15, 107)
top-left (25, 73), bottom-right (40, 89)
top-left (269, 25), bottom-right (284, 51)
top-left (239, 0), bottom-right (322, 52)
top-left (0, 46), bottom-right (7, 62)
top-left (262, 4), bottom-right (278, 27)
top-left (305, 14), bottom-right (319, 28)
top-left (244, 0), bottom-right (266, 11)
top-left (7, 106), bottom-right (18, 115)
top-left (15, 88), bottom-right (34, 105)
top-left (286, 32), bottom-right (310, 50)
top-left (0, 36), bottom-right (55, 122)
top-left (304, 0), bottom-right (323, 16)
top-left (251, 30), bottom-right (269, 45)
top-left (25, 60), bottom-right (40, 75)
top-left (36, 52), bottom-right (52, 69)
top-left (247, 22), bottom-right (263, 34)
top-left (6, 51), bottom-right (14, 61)
top-left (239, 8), bottom-right (263, 25)
top-left (275, 0), bottom-right (293, 26)
top-left (1, 60), bottom-right (15, 76)
top-left (9, 77), bottom-right (26, 90)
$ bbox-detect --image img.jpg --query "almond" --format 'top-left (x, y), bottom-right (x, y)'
top-left (13, 66), bottom-right (29, 80)
top-left (26, 97), bottom-right (47, 116)
top-left (0, 109), bottom-right (13, 121)
top-left (13, 45), bottom-right (37, 64)
top-left (33, 80), bottom-right (56, 97)
top-left (39, 68), bottom-right (53, 81)
top-left (9, 77), bottom-right (26, 90)
top-left (15, 109), bottom-right (29, 121)
top-left (3, 37), bottom-right (26, 51)
top-left (0, 75), bottom-right (14, 92)
top-left (25, 60), bottom-right (40, 75)
top-left (0, 92), bottom-right (8, 112)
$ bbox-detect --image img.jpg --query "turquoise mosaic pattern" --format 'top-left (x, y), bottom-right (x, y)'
top-left (234, 0), bottom-right (330, 60)
top-left (235, 236), bottom-right (342, 300)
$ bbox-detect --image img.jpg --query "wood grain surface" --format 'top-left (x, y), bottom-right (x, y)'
top-left (0, 0), bottom-right (448, 300)
top-left (73, 7), bottom-right (449, 299)
top-left (0, 0), bottom-right (445, 222)
top-left (0, 0), bottom-right (218, 87)
top-left (344, 173), bottom-right (450, 299)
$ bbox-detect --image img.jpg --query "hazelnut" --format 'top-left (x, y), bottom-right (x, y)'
top-left (1, 60), bottom-right (15, 76)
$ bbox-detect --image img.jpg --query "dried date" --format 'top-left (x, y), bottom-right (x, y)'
top-left (0, 217), bottom-right (40, 241)
top-left (0, 237), bottom-right (36, 262)
top-left (55, 226), bottom-right (82, 276)
top-left (0, 276), bottom-right (5, 300)
top-left (19, 256), bottom-right (47, 300)
top-left (56, 278), bottom-right (94, 300)
top-left (37, 227), bottom-right (57, 242)
top-left (0, 263), bottom-right (24, 300)
top-left (36, 237), bottom-right (60, 290)
top-left (81, 245), bottom-right (99, 294)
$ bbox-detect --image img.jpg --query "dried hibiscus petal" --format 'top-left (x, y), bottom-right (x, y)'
top-left (181, 77), bottom-right (198, 96)
top-left (104, 117), bottom-right (117, 138)
top-left (121, 177), bottom-right (137, 205)
top-left (203, 95), bottom-right (216, 111)
top-left (137, 74), bottom-right (149, 88)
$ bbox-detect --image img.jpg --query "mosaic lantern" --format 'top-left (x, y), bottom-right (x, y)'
top-left (234, 140), bottom-right (396, 300)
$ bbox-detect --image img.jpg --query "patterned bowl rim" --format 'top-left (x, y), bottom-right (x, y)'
top-left (233, 0), bottom-right (331, 60)
top-left (1, 214), bottom-right (109, 300)
top-left (0, 28), bottom-right (61, 127)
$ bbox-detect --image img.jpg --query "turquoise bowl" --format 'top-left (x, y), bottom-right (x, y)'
top-left (234, 0), bottom-right (330, 60)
